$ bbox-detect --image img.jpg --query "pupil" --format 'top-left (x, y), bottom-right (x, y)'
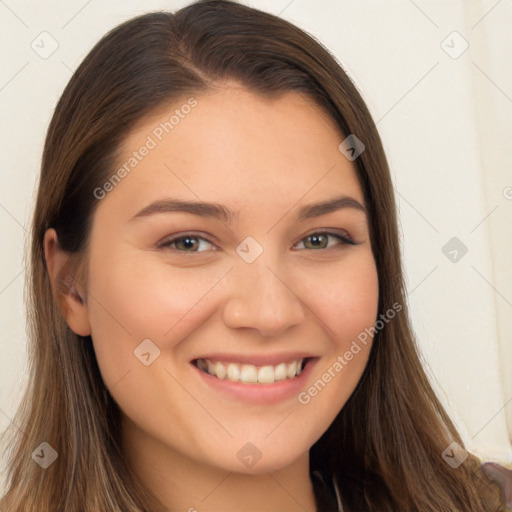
top-left (180, 236), bottom-right (197, 250)
top-left (309, 234), bottom-right (326, 248)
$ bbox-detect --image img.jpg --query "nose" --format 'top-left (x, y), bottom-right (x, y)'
top-left (222, 256), bottom-right (306, 338)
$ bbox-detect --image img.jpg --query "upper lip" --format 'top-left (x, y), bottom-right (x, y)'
top-left (191, 352), bottom-right (317, 367)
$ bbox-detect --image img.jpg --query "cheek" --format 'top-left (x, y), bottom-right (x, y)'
top-left (85, 254), bottom-right (230, 380)
top-left (296, 252), bottom-right (378, 400)
top-left (305, 252), bottom-right (379, 344)
top-left (87, 249), bottom-right (216, 332)
top-left (84, 255), bottom-right (225, 444)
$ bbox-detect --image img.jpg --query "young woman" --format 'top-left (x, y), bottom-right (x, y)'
top-left (0, 0), bottom-right (509, 510)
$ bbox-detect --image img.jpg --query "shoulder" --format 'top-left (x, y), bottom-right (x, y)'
top-left (480, 461), bottom-right (512, 509)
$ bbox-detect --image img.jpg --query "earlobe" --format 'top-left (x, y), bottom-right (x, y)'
top-left (43, 228), bottom-right (92, 337)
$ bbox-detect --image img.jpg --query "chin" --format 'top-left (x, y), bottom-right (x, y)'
top-left (198, 435), bottom-right (314, 476)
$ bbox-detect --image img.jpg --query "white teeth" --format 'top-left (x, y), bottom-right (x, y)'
top-left (240, 364), bottom-right (258, 383)
top-left (195, 358), bottom-right (306, 384)
top-left (257, 365), bottom-right (274, 383)
top-left (274, 363), bottom-right (287, 381)
top-left (287, 361), bottom-right (297, 378)
top-left (214, 361), bottom-right (226, 379)
top-left (227, 363), bottom-right (240, 381)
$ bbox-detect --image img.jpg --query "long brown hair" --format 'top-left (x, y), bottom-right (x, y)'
top-left (0, 1), bottom-right (503, 510)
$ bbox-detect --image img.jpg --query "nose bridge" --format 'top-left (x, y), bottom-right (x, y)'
top-left (222, 246), bottom-right (305, 336)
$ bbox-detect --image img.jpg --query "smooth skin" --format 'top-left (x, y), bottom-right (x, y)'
top-left (45, 83), bottom-right (379, 512)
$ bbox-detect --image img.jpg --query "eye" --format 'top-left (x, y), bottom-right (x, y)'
top-left (157, 233), bottom-right (216, 253)
top-left (293, 231), bottom-right (356, 250)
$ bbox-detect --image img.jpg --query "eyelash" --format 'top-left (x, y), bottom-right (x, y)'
top-left (156, 230), bottom-right (356, 254)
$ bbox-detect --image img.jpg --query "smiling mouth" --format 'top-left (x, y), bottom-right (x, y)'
top-left (192, 358), bottom-right (311, 384)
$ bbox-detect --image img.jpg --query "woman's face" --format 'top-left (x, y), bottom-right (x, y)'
top-left (73, 85), bottom-right (379, 474)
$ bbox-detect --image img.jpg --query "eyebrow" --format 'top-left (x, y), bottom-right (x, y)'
top-left (129, 195), bottom-right (366, 224)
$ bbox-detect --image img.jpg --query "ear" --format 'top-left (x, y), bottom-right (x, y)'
top-left (43, 228), bottom-right (91, 336)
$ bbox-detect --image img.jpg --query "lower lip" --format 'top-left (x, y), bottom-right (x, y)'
top-left (191, 358), bottom-right (318, 405)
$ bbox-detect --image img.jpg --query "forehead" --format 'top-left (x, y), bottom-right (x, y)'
top-left (99, 85), bottom-right (364, 220)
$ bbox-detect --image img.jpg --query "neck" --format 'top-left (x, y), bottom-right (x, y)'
top-left (121, 415), bottom-right (318, 512)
